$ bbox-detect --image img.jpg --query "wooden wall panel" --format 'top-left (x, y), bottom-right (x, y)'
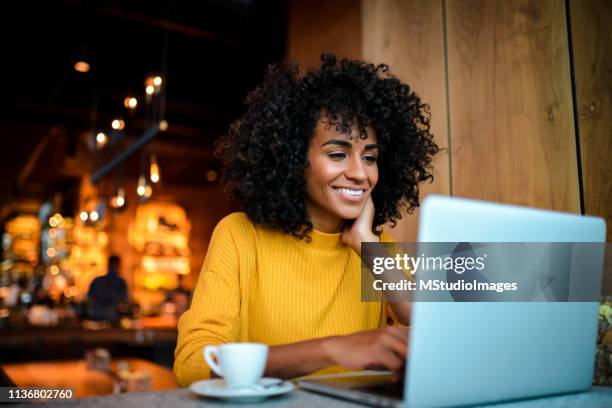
top-left (287, 0), bottom-right (362, 70)
top-left (569, 0), bottom-right (612, 241)
top-left (362, 0), bottom-right (450, 242)
top-left (446, 0), bottom-right (580, 212)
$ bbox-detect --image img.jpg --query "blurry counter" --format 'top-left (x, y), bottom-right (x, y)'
top-left (0, 326), bottom-right (177, 348)
top-left (0, 317), bottom-right (178, 366)
top-left (0, 316), bottom-right (177, 348)
top-left (2, 358), bottom-right (176, 398)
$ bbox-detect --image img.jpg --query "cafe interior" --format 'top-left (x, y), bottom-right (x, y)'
top-left (1, 0), bottom-right (611, 403)
top-left (1, 0), bottom-right (285, 397)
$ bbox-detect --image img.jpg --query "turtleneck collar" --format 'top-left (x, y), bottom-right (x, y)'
top-left (306, 228), bottom-right (345, 250)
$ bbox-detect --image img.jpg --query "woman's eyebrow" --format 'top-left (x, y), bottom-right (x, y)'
top-left (321, 139), bottom-right (352, 148)
top-left (321, 140), bottom-right (381, 150)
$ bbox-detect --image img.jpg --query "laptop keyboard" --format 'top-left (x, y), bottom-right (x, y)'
top-left (355, 381), bottom-right (404, 399)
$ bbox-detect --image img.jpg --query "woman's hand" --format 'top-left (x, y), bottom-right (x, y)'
top-left (341, 196), bottom-right (379, 255)
top-left (323, 326), bottom-right (409, 374)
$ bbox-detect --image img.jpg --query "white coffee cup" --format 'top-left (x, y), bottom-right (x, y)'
top-left (203, 343), bottom-right (268, 388)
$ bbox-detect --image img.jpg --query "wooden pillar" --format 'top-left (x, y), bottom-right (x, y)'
top-left (569, 0), bottom-right (612, 241)
top-left (363, 0), bottom-right (451, 242)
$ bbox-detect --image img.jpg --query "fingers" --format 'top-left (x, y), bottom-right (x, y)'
top-left (352, 196), bottom-right (374, 229)
top-left (386, 326), bottom-right (409, 343)
top-left (375, 348), bottom-right (404, 371)
top-left (372, 327), bottom-right (408, 370)
top-left (360, 196), bottom-right (375, 224)
top-left (382, 333), bottom-right (408, 359)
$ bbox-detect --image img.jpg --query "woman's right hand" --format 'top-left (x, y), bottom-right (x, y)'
top-left (323, 326), bottom-right (409, 373)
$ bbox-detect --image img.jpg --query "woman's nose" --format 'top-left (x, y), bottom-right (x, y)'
top-left (344, 155), bottom-right (367, 181)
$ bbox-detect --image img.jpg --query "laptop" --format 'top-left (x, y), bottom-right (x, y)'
top-left (299, 195), bottom-right (607, 407)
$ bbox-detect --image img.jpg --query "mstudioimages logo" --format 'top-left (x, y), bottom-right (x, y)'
top-left (420, 279), bottom-right (518, 293)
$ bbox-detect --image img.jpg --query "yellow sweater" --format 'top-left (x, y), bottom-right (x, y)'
top-left (173, 212), bottom-right (391, 387)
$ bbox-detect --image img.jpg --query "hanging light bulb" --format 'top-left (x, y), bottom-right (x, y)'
top-left (150, 154), bottom-right (160, 184)
top-left (74, 60), bottom-right (90, 73)
top-left (116, 187), bottom-right (125, 207)
top-left (110, 187), bottom-right (126, 209)
top-left (74, 46), bottom-right (90, 73)
top-left (137, 175), bottom-right (146, 197)
top-left (96, 132), bottom-right (107, 148)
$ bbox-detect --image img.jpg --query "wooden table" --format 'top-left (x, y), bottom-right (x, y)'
top-left (7, 386), bottom-right (612, 408)
top-left (1, 358), bottom-right (177, 398)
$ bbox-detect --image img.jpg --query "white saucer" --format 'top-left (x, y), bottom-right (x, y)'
top-left (190, 378), bottom-right (295, 403)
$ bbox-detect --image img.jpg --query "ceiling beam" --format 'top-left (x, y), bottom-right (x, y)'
top-left (97, 6), bottom-right (239, 44)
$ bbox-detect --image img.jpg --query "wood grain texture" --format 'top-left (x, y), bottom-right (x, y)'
top-left (446, 0), bottom-right (580, 212)
top-left (287, 0), bottom-right (362, 70)
top-left (362, 0), bottom-right (450, 242)
top-left (569, 0), bottom-right (612, 241)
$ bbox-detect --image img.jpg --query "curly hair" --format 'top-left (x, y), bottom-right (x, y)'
top-left (216, 53), bottom-right (439, 239)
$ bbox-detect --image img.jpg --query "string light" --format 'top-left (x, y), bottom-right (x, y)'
top-left (145, 75), bottom-right (162, 96)
top-left (79, 211), bottom-right (88, 222)
top-left (111, 119), bottom-right (125, 130)
top-left (90, 210), bottom-right (99, 222)
top-left (137, 175), bottom-right (146, 197)
top-left (124, 96), bottom-right (138, 110)
top-left (96, 132), bottom-right (107, 148)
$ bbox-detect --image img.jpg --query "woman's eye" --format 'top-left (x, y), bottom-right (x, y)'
top-left (363, 155), bottom-right (378, 164)
top-left (328, 152), bottom-right (347, 160)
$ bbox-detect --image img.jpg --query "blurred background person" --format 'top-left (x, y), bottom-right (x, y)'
top-left (87, 255), bottom-right (128, 323)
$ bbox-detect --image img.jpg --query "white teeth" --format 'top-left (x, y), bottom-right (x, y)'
top-left (333, 187), bottom-right (364, 196)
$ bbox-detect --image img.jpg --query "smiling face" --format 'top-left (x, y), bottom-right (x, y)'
top-left (304, 119), bottom-right (379, 233)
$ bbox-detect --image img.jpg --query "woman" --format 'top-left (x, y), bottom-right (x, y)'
top-left (174, 54), bottom-right (438, 387)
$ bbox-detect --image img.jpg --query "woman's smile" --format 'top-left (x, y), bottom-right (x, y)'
top-left (331, 186), bottom-right (368, 203)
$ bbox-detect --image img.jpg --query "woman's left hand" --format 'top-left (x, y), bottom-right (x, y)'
top-left (341, 196), bottom-right (380, 255)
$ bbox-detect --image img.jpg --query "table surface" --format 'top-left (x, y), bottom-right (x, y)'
top-left (9, 383), bottom-right (612, 408)
top-left (2, 358), bottom-right (177, 398)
